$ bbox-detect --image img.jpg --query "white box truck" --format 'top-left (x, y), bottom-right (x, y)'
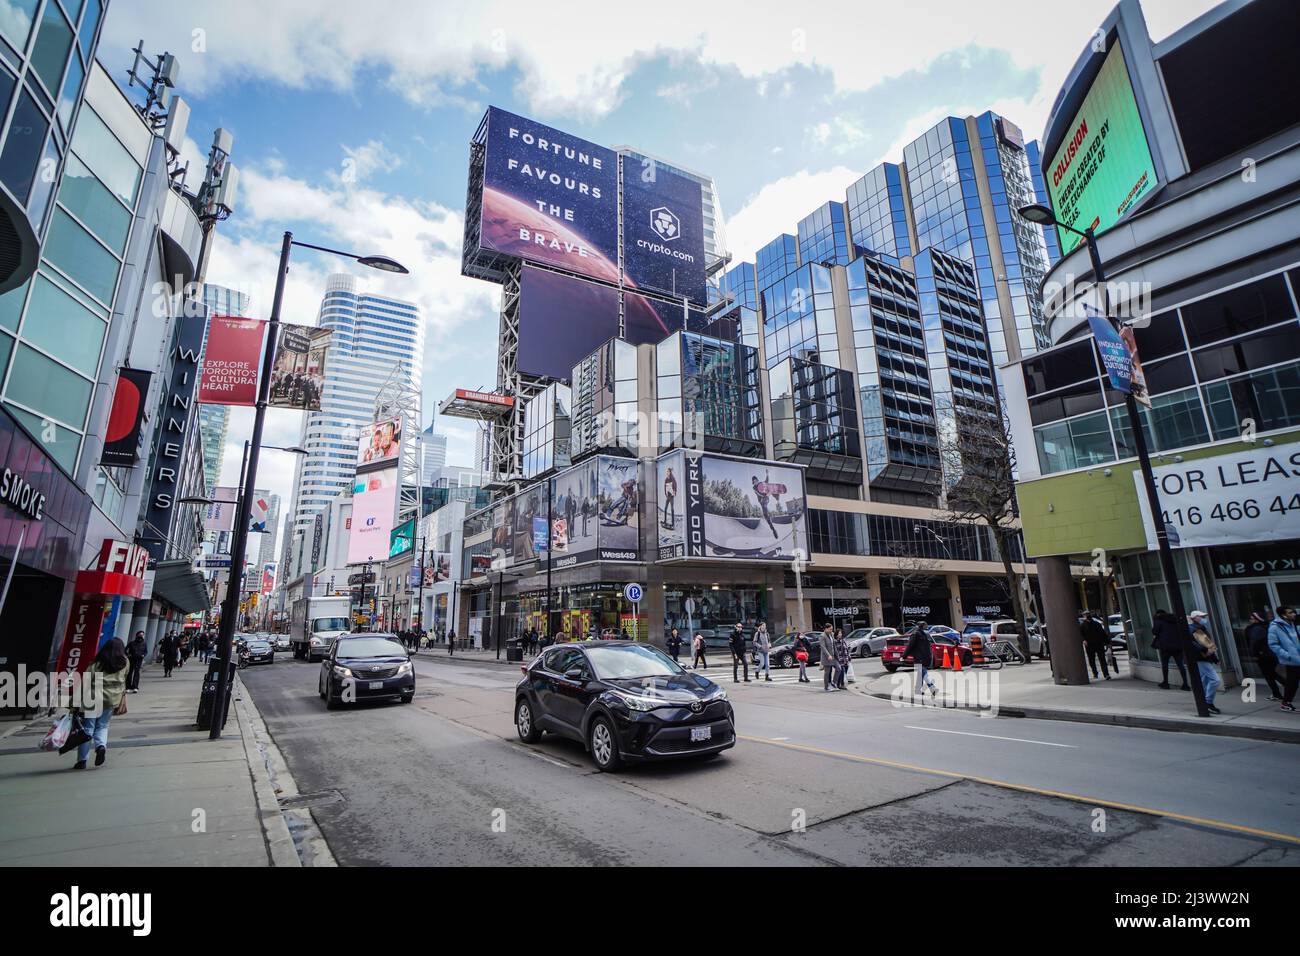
top-left (290, 595), bottom-right (352, 662)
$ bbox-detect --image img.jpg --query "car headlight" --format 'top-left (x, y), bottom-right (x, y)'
top-left (310, 638), bottom-right (322, 646)
top-left (397, 661), bottom-right (413, 675)
top-left (332, 665), bottom-right (353, 679)
top-left (609, 688), bottom-right (662, 712)
top-left (704, 686), bottom-right (728, 702)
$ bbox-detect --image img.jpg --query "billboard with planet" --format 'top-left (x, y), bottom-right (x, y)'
top-left (477, 106), bottom-right (620, 284)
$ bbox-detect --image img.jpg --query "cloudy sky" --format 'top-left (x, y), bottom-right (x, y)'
top-left (99, 0), bottom-right (1217, 556)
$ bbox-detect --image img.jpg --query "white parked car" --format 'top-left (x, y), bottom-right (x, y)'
top-left (965, 619), bottom-right (1049, 659)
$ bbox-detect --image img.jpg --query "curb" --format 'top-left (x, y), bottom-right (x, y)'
top-left (864, 691), bottom-right (1300, 744)
top-left (232, 676), bottom-right (303, 867)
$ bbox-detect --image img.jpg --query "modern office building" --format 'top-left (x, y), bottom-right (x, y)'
top-left (281, 273), bottom-right (422, 580)
top-left (420, 422), bottom-right (448, 485)
top-left (197, 283), bottom-right (249, 491)
top-left (1006, 0), bottom-right (1300, 687)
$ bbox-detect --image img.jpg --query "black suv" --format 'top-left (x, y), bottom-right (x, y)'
top-left (514, 641), bottom-right (735, 771)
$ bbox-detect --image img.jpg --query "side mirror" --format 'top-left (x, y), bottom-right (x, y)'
top-left (564, 667), bottom-right (585, 681)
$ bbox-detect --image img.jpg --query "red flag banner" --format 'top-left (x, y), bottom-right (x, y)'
top-left (198, 316), bottom-right (266, 406)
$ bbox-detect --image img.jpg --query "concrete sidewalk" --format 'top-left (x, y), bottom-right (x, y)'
top-left (0, 661), bottom-right (298, 866)
top-left (857, 658), bottom-right (1300, 744)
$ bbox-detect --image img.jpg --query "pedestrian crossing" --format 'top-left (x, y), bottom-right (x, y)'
top-left (678, 663), bottom-right (860, 687)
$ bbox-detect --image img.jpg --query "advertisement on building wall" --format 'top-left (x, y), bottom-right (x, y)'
top-left (596, 455), bottom-right (640, 560)
top-left (517, 265), bottom-right (620, 380)
top-left (101, 367), bottom-right (152, 467)
top-left (356, 418), bottom-right (403, 474)
top-left (658, 452), bottom-right (807, 562)
top-left (390, 517), bottom-right (415, 558)
top-left (656, 449), bottom-right (688, 560)
top-left (551, 457), bottom-right (598, 567)
top-left (269, 323), bottom-right (332, 411)
top-left (1134, 441), bottom-right (1300, 551)
top-left (512, 483), bottom-right (546, 563)
top-left (477, 106), bottom-right (620, 284)
top-left (1045, 41), bottom-right (1158, 256)
top-left (198, 315), bottom-right (266, 406)
top-left (621, 161), bottom-right (707, 306)
top-left (347, 469), bottom-right (398, 565)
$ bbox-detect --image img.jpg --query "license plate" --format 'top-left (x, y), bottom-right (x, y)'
top-left (369, 681), bottom-right (384, 690)
top-left (690, 726), bottom-right (712, 742)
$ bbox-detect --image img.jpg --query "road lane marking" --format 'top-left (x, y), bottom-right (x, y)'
top-left (737, 734), bottom-right (1300, 846)
top-left (770, 736), bottom-right (789, 741)
top-left (903, 725), bottom-right (1077, 748)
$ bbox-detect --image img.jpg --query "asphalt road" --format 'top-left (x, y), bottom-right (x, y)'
top-left (239, 654), bottom-right (1300, 866)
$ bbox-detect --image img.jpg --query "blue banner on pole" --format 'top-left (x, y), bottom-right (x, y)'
top-left (1085, 304), bottom-right (1132, 395)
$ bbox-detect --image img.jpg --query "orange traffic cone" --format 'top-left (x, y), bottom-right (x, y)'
top-left (940, 644), bottom-right (951, 669)
top-left (951, 645), bottom-right (963, 671)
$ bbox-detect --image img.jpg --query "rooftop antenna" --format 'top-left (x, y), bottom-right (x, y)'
top-left (126, 41), bottom-right (180, 128)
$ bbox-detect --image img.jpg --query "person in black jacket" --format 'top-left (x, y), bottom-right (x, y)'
top-left (666, 627), bottom-right (683, 663)
top-left (1081, 611), bottom-right (1112, 680)
top-left (903, 624), bottom-right (936, 699)
top-left (159, 632), bottom-right (178, 678)
top-left (793, 632), bottom-right (812, 683)
top-left (1151, 610), bottom-right (1190, 690)
top-left (126, 632), bottom-right (147, 693)
top-left (729, 623), bottom-right (749, 683)
top-left (1245, 610), bottom-right (1282, 701)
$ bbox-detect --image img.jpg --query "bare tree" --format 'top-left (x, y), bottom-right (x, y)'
top-left (887, 543), bottom-right (943, 630)
top-left (938, 405), bottom-right (1033, 660)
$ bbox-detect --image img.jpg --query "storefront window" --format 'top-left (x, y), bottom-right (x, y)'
top-left (663, 584), bottom-right (768, 643)
top-left (1114, 552), bottom-right (1197, 664)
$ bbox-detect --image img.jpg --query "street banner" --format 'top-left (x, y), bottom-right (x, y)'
top-left (1119, 325), bottom-right (1151, 407)
top-left (101, 368), bottom-right (152, 467)
top-left (1085, 305), bottom-right (1134, 396)
top-left (532, 515), bottom-right (549, 553)
top-left (269, 323), bottom-right (331, 411)
top-left (202, 486), bottom-right (239, 532)
top-left (249, 493), bottom-right (271, 532)
top-left (198, 316), bottom-right (266, 406)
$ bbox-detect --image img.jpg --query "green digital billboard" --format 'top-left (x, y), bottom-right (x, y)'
top-left (389, 517), bottom-right (415, 558)
top-left (1046, 41), bottom-right (1157, 256)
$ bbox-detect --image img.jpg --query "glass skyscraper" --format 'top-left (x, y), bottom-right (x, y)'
top-left (282, 273), bottom-right (422, 579)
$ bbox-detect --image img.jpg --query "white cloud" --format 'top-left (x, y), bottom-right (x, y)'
top-left (339, 140), bottom-right (403, 183)
top-left (723, 165), bottom-right (859, 264)
top-left (105, 1), bottom-right (1220, 129)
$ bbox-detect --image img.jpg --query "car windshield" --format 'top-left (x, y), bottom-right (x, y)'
top-left (335, 638), bottom-right (405, 658)
top-left (585, 644), bottom-right (682, 680)
top-left (965, 623), bottom-right (992, 633)
top-left (313, 618), bottom-right (348, 632)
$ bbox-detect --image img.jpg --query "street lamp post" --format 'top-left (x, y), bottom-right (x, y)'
top-left (208, 231), bottom-right (408, 739)
top-left (1017, 205), bottom-right (1208, 716)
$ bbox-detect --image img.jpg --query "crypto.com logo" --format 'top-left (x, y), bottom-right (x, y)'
top-left (650, 206), bottom-right (680, 242)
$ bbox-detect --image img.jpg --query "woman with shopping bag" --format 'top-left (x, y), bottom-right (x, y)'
top-left (70, 639), bottom-right (130, 770)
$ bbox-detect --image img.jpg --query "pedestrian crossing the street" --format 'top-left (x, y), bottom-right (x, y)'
top-left (679, 664), bottom-right (854, 687)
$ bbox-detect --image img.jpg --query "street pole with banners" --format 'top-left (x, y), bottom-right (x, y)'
top-left (1017, 205), bottom-right (1208, 716)
top-left (209, 233), bottom-right (290, 739)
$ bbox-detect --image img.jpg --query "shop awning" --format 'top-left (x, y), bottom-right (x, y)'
top-left (152, 560), bottom-right (210, 614)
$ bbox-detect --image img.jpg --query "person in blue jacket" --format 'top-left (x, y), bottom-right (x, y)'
top-left (1266, 606), bottom-right (1300, 713)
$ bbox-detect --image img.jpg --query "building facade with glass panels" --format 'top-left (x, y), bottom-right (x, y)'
top-left (0, 0), bottom-right (105, 294)
top-left (1009, 0), bottom-right (1300, 688)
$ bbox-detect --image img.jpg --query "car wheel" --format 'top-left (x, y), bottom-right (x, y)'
top-left (779, 652), bottom-right (794, 669)
top-left (325, 689), bottom-right (340, 710)
top-left (318, 676), bottom-right (325, 700)
top-left (515, 698), bottom-right (542, 743)
top-left (400, 692), bottom-right (414, 704)
top-left (883, 664), bottom-right (898, 673)
top-left (588, 715), bottom-right (621, 771)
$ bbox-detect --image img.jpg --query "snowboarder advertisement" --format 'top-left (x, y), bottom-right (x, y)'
top-left (700, 455), bottom-right (806, 560)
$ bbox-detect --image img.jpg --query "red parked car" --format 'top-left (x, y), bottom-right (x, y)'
top-left (881, 631), bottom-right (973, 672)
